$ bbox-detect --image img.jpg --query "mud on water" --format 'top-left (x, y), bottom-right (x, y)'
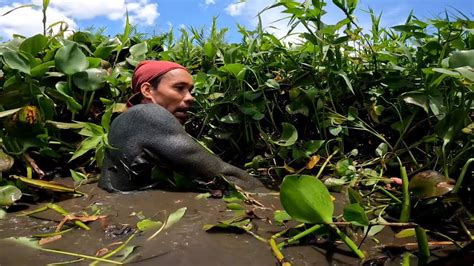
top-left (0, 183), bottom-right (465, 265)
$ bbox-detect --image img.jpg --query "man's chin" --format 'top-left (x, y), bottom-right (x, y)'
top-left (174, 112), bottom-right (187, 124)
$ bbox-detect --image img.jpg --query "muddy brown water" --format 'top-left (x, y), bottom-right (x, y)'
top-left (0, 183), bottom-right (457, 265)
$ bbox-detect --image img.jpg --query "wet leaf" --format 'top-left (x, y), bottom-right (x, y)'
top-left (12, 175), bottom-right (84, 195)
top-left (137, 219), bottom-right (163, 231)
top-left (0, 149), bottom-right (14, 172)
top-left (164, 207), bottom-right (186, 230)
top-left (335, 158), bottom-right (353, 177)
top-left (274, 210), bottom-right (292, 223)
top-left (375, 143), bottom-right (388, 157)
top-left (73, 68), bottom-right (107, 91)
top-left (343, 203), bottom-right (369, 226)
top-left (38, 235), bottom-right (62, 246)
top-left (0, 185), bottom-right (22, 206)
top-left (0, 108), bottom-right (21, 118)
top-left (2, 50), bottom-right (31, 74)
top-left (220, 113), bottom-right (241, 124)
top-left (227, 203), bottom-right (245, 210)
top-left (280, 174), bottom-right (334, 224)
top-left (195, 192), bottom-right (211, 199)
top-left (70, 169), bottom-right (87, 182)
top-left (19, 34), bottom-right (48, 56)
top-left (449, 50), bottom-right (474, 68)
top-left (5, 236), bottom-right (41, 249)
top-left (273, 123), bottom-right (298, 146)
top-left (347, 187), bottom-right (363, 205)
top-left (306, 155), bottom-right (320, 170)
top-left (55, 42), bottom-right (89, 75)
top-left (395, 228), bottom-right (416, 238)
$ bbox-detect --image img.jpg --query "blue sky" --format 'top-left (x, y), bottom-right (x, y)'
top-left (0, 0), bottom-right (472, 42)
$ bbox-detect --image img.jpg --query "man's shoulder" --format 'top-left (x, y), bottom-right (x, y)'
top-left (127, 103), bottom-right (166, 114)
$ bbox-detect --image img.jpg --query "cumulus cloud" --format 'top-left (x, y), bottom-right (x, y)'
top-left (205, 0), bottom-right (216, 5)
top-left (0, 0), bottom-right (159, 40)
top-left (225, 1), bottom-right (247, 16)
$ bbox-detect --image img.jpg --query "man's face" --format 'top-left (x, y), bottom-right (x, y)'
top-left (147, 69), bottom-right (194, 124)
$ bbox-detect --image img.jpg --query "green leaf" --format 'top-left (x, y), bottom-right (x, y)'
top-left (54, 81), bottom-right (82, 112)
top-left (449, 50), bottom-right (474, 68)
top-left (31, 60), bottom-right (55, 77)
top-left (0, 185), bottom-right (22, 207)
top-left (280, 174), bottom-right (334, 224)
top-left (73, 68), bottom-right (106, 91)
top-left (94, 37), bottom-right (121, 59)
top-left (274, 210), bottom-right (292, 223)
top-left (220, 113), bottom-right (241, 124)
top-left (137, 219), bottom-right (163, 231)
top-left (164, 207), bottom-right (186, 230)
top-left (335, 158), bottom-right (353, 177)
top-left (69, 136), bottom-right (101, 162)
top-left (337, 71), bottom-right (354, 94)
top-left (455, 66), bottom-right (474, 81)
top-left (69, 169), bottom-right (87, 182)
top-left (227, 203), bottom-right (245, 210)
top-left (129, 42), bottom-right (148, 59)
top-left (19, 34), bottom-right (48, 56)
top-left (0, 108), bottom-right (21, 118)
top-left (46, 120), bottom-right (84, 129)
top-left (347, 187), bottom-right (363, 205)
top-left (12, 175), bottom-right (83, 194)
top-left (273, 123), bottom-right (298, 146)
top-left (343, 203), bottom-right (369, 226)
top-left (395, 228), bottom-right (416, 238)
top-left (402, 92), bottom-right (429, 113)
top-left (219, 63), bottom-right (246, 80)
top-left (435, 108), bottom-right (466, 148)
top-left (54, 42), bottom-right (89, 75)
top-left (375, 142), bottom-right (388, 157)
top-left (2, 51), bottom-right (31, 74)
top-left (5, 236), bottom-right (41, 249)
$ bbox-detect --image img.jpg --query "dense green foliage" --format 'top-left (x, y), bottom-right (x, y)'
top-left (0, 0), bottom-right (472, 261)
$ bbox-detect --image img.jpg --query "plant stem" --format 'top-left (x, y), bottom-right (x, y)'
top-left (315, 149), bottom-right (339, 179)
top-left (398, 158), bottom-right (410, 222)
top-left (270, 238), bottom-right (291, 266)
top-left (40, 248), bottom-right (123, 264)
top-left (90, 233), bottom-right (136, 266)
top-left (378, 187), bottom-right (402, 204)
top-left (277, 224), bottom-right (324, 249)
top-left (415, 226), bottom-right (430, 265)
top-left (330, 224), bottom-right (365, 259)
top-left (47, 203), bottom-right (90, 230)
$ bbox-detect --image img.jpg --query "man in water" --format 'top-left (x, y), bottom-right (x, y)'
top-left (99, 60), bottom-right (259, 192)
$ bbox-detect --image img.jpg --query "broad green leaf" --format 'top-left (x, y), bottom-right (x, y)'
top-left (395, 228), bottom-right (416, 238)
top-left (273, 122), bottom-right (298, 146)
top-left (54, 81), bottom-right (82, 112)
top-left (164, 207), bottom-right (186, 230)
top-left (73, 68), bottom-right (106, 91)
top-left (265, 79), bottom-right (280, 89)
top-left (227, 203), bottom-right (245, 210)
top-left (94, 37), bottom-right (121, 59)
top-left (219, 63), bottom-right (246, 80)
top-left (402, 92), bottom-right (429, 113)
top-left (19, 34), bottom-right (48, 56)
top-left (274, 210), bottom-right (292, 223)
top-left (0, 185), bottom-right (22, 207)
top-left (431, 67), bottom-right (460, 76)
top-left (2, 51), bottom-right (31, 74)
top-left (137, 219), bottom-right (163, 231)
top-left (343, 203), bottom-right (369, 226)
top-left (54, 42), bottom-right (89, 75)
top-left (449, 50), bottom-right (474, 68)
top-left (69, 136), bottom-right (101, 162)
top-left (337, 71), bottom-right (355, 94)
top-left (435, 108), bottom-right (466, 148)
top-left (280, 174), bottom-right (334, 224)
top-left (31, 60), bottom-right (55, 77)
top-left (129, 42), bottom-right (148, 59)
top-left (455, 66), bottom-right (474, 81)
top-left (69, 169), bottom-right (87, 182)
top-left (335, 158), bottom-right (353, 177)
top-left (347, 187), bottom-right (363, 205)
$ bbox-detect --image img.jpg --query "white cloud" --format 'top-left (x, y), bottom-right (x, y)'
top-left (0, 0), bottom-right (159, 40)
top-left (0, 3), bottom-right (77, 39)
top-left (205, 0), bottom-right (216, 5)
top-left (225, 1), bottom-right (246, 16)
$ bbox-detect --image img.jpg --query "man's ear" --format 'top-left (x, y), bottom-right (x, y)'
top-left (140, 82), bottom-right (154, 102)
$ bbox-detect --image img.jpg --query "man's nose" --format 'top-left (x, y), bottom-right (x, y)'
top-left (184, 90), bottom-right (194, 105)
